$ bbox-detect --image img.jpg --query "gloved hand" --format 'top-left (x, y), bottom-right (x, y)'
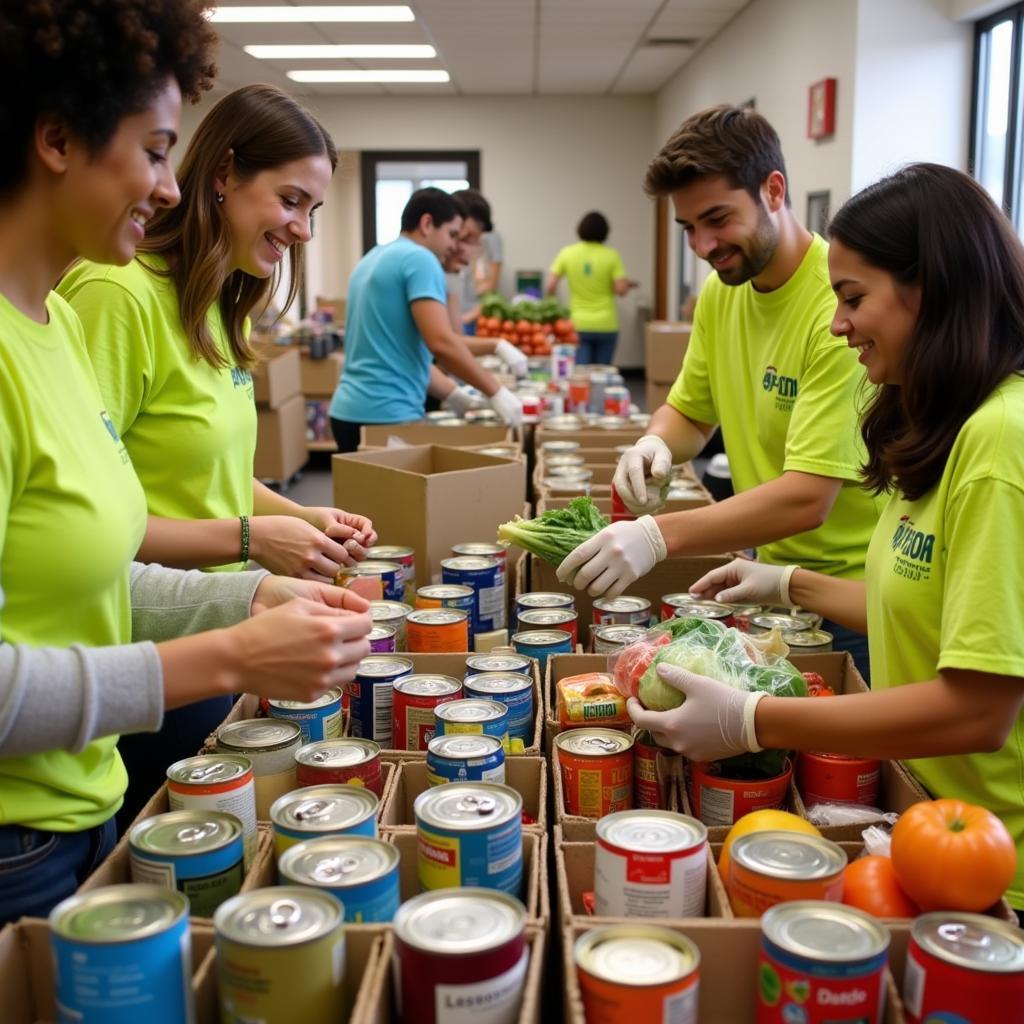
top-left (612, 435), bottom-right (674, 514)
top-left (688, 558), bottom-right (799, 606)
top-left (556, 516), bottom-right (667, 598)
top-left (489, 385), bottom-right (523, 428)
top-left (442, 384), bottom-right (477, 417)
top-left (627, 663), bottom-right (767, 762)
top-left (494, 339), bottom-right (529, 378)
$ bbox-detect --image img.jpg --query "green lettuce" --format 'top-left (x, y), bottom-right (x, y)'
top-left (497, 497), bottom-right (608, 566)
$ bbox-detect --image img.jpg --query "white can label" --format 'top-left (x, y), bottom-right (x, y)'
top-left (129, 852), bottom-right (176, 889)
top-left (478, 583), bottom-right (506, 628)
top-left (169, 778), bottom-right (258, 869)
top-left (434, 948), bottom-right (528, 1023)
top-left (594, 841), bottom-right (707, 918)
top-left (697, 783), bottom-right (735, 826)
top-left (663, 983), bottom-right (698, 1024)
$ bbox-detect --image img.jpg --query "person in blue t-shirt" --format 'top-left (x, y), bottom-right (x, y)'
top-left (329, 188), bottom-right (522, 451)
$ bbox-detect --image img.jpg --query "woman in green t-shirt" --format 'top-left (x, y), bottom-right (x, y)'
top-left (628, 164), bottom-right (1024, 913)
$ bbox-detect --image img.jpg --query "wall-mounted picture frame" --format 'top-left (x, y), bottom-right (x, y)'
top-left (806, 190), bottom-right (831, 235)
top-left (808, 77), bottom-right (837, 139)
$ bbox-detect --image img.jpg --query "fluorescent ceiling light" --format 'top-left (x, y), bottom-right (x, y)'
top-left (288, 69), bottom-right (450, 82)
top-left (245, 44), bottom-right (435, 59)
top-left (208, 6), bottom-right (414, 23)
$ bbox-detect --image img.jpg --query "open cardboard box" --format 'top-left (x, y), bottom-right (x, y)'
top-left (255, 392), bottom-right (308, 482)
top-left (381, 828), bottom-right (549, 924)
top-left (299, 350), bottom-right (345, 397)
top-left (1, 918), bottom-right (216, 1024)
top-left (252, 344), bottom-right (301, 408)
top-left (534, 424), bottom-right (645, 449)
top-left (380, 757), bottom-right (547, 834)
top-left (333, 445), bottom-right (526, 587)
top-left (644, 320), bottom-right (692, 384)
top-left (535, 490), bottom-right (711, 513)
top-left (358, 421), bottom-right (516, 451)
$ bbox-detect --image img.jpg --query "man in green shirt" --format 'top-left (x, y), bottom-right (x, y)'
top-left (558, 105), bottom-right (882, 676)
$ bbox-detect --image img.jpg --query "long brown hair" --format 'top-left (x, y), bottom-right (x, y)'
top-left (139, 84), bottom-right (337, 370)
top-left (829, 163), bottom-right (1024, 500)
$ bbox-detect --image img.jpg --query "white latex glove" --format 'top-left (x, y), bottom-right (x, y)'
top-left (494, 339), bottom-right (529, 378)
top-left (442, 384), bottom-right (476, 417)
top-left (688, 558), bottom-right (799, 606)
top-left (556, 516), bottom-right (667, 598)
top-left (627, 663), bottom-right (767, 762)
top-left (612, 434), bottom-right (673, 514)
top-left (489, 385), bottom-right (523, 428)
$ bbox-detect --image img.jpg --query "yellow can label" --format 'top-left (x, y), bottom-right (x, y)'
top-left (417, 827), bottom-right (460, 889)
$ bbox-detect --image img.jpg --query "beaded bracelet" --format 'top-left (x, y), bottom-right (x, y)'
top-left (239, 515), bottom-right (250, 564)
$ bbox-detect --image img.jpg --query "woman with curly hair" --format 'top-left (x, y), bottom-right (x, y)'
top-left (0, 0), bottom-right (372, 923)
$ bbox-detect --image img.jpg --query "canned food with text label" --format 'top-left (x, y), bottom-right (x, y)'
top-left (555, 728), bottom-right (634, 818)
top-left (392, 674), bottom-right (463, 751)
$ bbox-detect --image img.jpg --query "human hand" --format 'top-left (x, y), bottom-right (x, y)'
top-left (489, 386), bottom-right (523, 428)
top-left (627, 663), bottom-right (767, 762)
top-left (442, 385), bottom-right (477, 417)
top-left (249, 515), bottom-right (359, 581)
top-left (688, 558), bottom-right (798, 606)
top-left (556, 516), bottom-right (667, 598)
top-left (611, 435), bottom-right (673, 514)
top-left (251, 576), bottom-right (372, 615)
top-left (494, 339), bottom-right (529, 377)
top-left (303, 507), bottom-right (377, 550)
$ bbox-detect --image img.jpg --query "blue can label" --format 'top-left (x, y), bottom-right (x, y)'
top-left (441, 557), bottom-right (505, 633)
top-left (351, 659), bottom-right (412, 742)
top-left (268, 691), bottom-right (343, 743)
top-left (130, 838), bottom-right (244, 920)
top-left (426, 738), bottom-right (506, 787)
top-left (416, 817), bottom-right (523, 897)
top-left (331, 866), bottom-right (400, 923)
top-left (464, 674), bottom-right (535, 743)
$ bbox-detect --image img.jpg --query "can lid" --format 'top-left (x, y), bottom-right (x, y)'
top-left (518, 609), bottom-right (575, 625)
top-left (427, 733), bottom-right (505, 760)
top-left (395, 674), bottom-right (463, 697)
top-left (592, 624), bottom-right (648, 644)
top-left (357, 655), bottom-right (414, 678)
top-left (278, 836), bottom-right (399, 888)
top-left (435, 698), bottom-right (507, 723)
top-left (516, 592), bottom-right (574, 608)
top-left (512, 629), bottom-right (572, 646)
top-left (597, 810), bottom-right (707, 853)
top-left (782, 629), bottom-right (834, 647)
top-left (370, 601), bottom-right (413, 620)
top-left (270, 784), bottom-right (379, 831)
top-left (675, 601), bottom-right (731, 619)
top-left (394, 888), bottom-right (525, 954)
top-left (574, 925), bottom-right (698, 985)
top-left (555, 728), bottom-right (634, 757)
top-left (406, 609), bottom-right (468, 627)
top-left (452, 543), bottom-right (507, 556)
top-left (295, 738), bottom-right (379, 769)
top-left (751, 613), bottom-right (810, 632)
top-left (912, 912), bottom-right (1024, 972)
top-left (540, 440), bottom-right (581, 452)
top-left (593, 596), bottom-right (651, 612)
top-left (167, 754), bottom-right (252, 786)
top-left (418, 584), bottom-right (474, 599)
top-left (50, 885), bottom-right (187, 942)
top-left (367, 625), bottom-right (397, 642)
top-left (269, 686), bottom-right (343, 712)
top-left (441, 555), bottom-right (500, 571)
top-left (731, 831), bottom-right (847, 880)
top-left (464, 672), bottom-right (533, 695)
top-left (763, 901), bottom-right (889, 963)
top-left (661, 592), bottom-right (699, 606)
top-left (130, 810), bottom-right (242, 855)
top-left (353, 560), bottom-right (402, 574)
top-left (215, 887), bottom-right (342, 946)
top-left (414, 782), bottom-right (521, 830)
top-left (465, 653), bottom-right (533, 674)
top-left (367, 546), bottom-right (414, 559)
top-left (217, 718), bottom-right (301, 751)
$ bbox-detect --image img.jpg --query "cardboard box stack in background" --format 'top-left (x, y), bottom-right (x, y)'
top-left (301, 350), bottom-right (345, 447)
top-left (644, 320), bottom-right (691, 411)
top-left (252, 345), bottom-right (307, 481)
top-left (359, 421), bottom-right (515, 450)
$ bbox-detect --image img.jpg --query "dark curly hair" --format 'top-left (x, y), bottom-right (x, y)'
top-left (0, 0), bottom-right (217, 197)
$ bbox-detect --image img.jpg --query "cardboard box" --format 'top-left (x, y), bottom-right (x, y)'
top-left (381, 828), bottom-right (549, 924)
top-left (534, 424), bottom-right (644, 450)
top-left (252, 344), bottom-right (302, 408)
top-left (332, 446), bottom-right (526, 587)
top-left (645, 379), bottom-right (672, 412)
top-left (254, 391), bottom-right (307, 481)
top-left (644, 320), bottom-right (691, 384)
top-left (380, 757), bottom-right (547, 834)
top-left (359, 422), bottom-right (516, 451)
top-left (300, 350), bottom-right (344, 397)
top-left (1, 918), bottom-right (216, 1024)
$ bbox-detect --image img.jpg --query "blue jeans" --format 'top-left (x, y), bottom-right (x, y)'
top-left (0, 817), bottom-right (116, 925)
top-left (576, 331), bottom-right (618, 366)
top-left (821, 617), bottom-right (871, 685)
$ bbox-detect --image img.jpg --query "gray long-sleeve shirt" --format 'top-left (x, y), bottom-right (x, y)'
top-left (0, 562), bottom-right (268, 758)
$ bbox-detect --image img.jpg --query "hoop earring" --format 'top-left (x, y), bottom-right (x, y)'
top-left (215, 192), bottom-right (225, 204)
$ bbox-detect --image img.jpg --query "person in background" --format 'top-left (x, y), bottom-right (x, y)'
top-left (559, 106), bottom-right (882, 680)
top-left (460, 212), bottom-right (504, 334)
top-left (547, 210), bottom-right (637, 366)
top-left (59, 84), bottom-right (379, 824)
top-left (0, 0), bottom-right (372, 924)
top-left (329, 187), bottom-right (522, 452)
top-left (630, 163), bottom-right (1024, 916)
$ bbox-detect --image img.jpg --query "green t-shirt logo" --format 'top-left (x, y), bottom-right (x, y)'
top-left (100, 410), bottom-right (130, 464)
top-left (230, 366), bottom-right (254, 398)
top-left (761, 364), bottom-right (798, 411)
top-left (890, 514), bottom-right (935, 581)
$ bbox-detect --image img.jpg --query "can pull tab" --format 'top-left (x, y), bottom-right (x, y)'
top-left (294, 799), bottom-right (331, 822)
top-left (938, 922), bottom-right (992, 951)
top-left (177, 823), bottom-right (217, 844)
top-left (269, 899), bottom-right (301, 929)
top-left (318, 855), bottom-right (360, 881)
top-left (590, 737), bottom-right (619, 753)
top-left (188, 764), bottom-right (228, 782)
top-left (457, 794), bottom-right (496, 816)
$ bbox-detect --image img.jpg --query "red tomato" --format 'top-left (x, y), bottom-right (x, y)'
top-left (802, 671), bottom-right (835, 697)
top-left (501, 319), bottom-right (516, 334)
top-left (842, 855), bottom-right (919, 918)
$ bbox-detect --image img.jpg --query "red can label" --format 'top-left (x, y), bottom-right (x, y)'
top-left (393, 691), bottom-right (461, 751)
top-left (610, 484), bottom-right (637, 524)
top-left (295, 757), bottom-right (384, 797)
top-left (796, 752), bottom-right (881, 807)
top-left (559, 749), bottom-right (633, 818)
top-left (633, 736), bottom-right (677, 810)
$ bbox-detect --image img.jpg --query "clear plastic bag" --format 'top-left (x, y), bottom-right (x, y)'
top-left (802, 802), bottom-right (900, 829)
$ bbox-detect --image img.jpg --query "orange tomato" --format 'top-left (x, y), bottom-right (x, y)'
top-left (501, 319), bottom-right (516, 334)
top-left (516, 319), bottom-right (532, 334)
top-left (718, 809), bottom-right (822, 885)
top-left (842, 855), bottom-right (919, 918)
top-left (891, 799), bottom-right (1017, 911)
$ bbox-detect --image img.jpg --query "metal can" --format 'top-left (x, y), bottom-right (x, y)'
top-left (216, 718), bottom-right (302, 819)
top-left (167, 754), bottom-right (258, 869)
top-left (543, 465), bottom-right (592, 484)
top-left (50, 885), bottom-right (192, 1024)
top-left (368, 624), bottom-right (398, 654)
top-left (294, 737), bottom-right (384, 796)
top-left (767, 606), bottom-right (824, 631)
top-left (515, 591), bottom-right (575, 618)
top-left (611, 483), bottom-right (637, 523)
top-left (729, 604), bottom-right (765, 632)
top-left (544, 453), bottom-right (586, 469)
top-left (465, 652), bottom-right (533, 676)
top-left (270, 784), bottom-right (380, 856)
top-left (687, 757), bottom-right (793, 826)
top-left (512, 628), bottom-right (573, 672)
top-left (393, 888), bottom-right (528, 1024)
top-left (593, 596), bottom-right (652, 627)
top-left (673, 600), bottom-right (733, 625)
top-left (633, 730), bottom-right (679, 810)
top-left (370, 600), bottom-right (413, 651)
top-left (452, 541), bottom-right (509, 570)
top-left (749, 612), bottom-right (811, 635)
top-left (426, 733), bottom-right (506, 786)
top-left (588, 370), bottom-right (612, 414)
top-left (215, 887), bottom-right (345, 1024)
top-left (129, 810), bottom-right (245, 918)
top-left (441, 555), bottom-right (505, 633)
top-left (759, 901), bottom-right (890, 1024)
top-left (604, 385), bottom-right (631, 417)
top-left (728, 831), bottom-right (847, 918)
top-left (278, 836), bottom-right (401, 923)
top-left (575, 924), bottom-right (700, 1024)
top-left (783, 628), bottom-right (834, 654)
top-left (540, 440), bottom-right (581, 454)
top-left (414, 783), bottom-right (523, 896)
top-left (392, 673), bottom-right (463, 751)
top-left (268, 687), bottom-right (344, 743)
top-left (349, 655), bottom-right (413, 743)
top-left (434, 697), bottom-right (510, 744)
top-left (661, 592), bottom-right (701, 621)
top-left (366, 545), bottom-right (416, 601)
top-left (592, 623), bottom-right (649, 654)
top-left (796, 751), bottom-right (881, 807)
top-left (517, 607), bottom-right (579, 647)
top-left (406, 608), bottom-right (470, 653)
top-left (903, 912), bottom-right (1024, 1023)
top-left (555, 728), bottom-right (634, 818)
top-left (415, 583), bottom-right (475, 620)
top-left (344, 559), bottom-right (403, 602)
top-left (463, 671), bottom-right (534, 743)
top-left (596, 810), bottom-right (708, 918)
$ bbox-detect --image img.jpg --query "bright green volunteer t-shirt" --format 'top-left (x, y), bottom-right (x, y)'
top-left (0, 292), bottom-right (147, 830)
top-left (59, 257), bottom-right (257, 570)
top-left (865, 374), bottom-right (1024, 907)
top-left (667, 235), bottom-right (884, 577)
top-left (550, 241), bottom-right (627, 332)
